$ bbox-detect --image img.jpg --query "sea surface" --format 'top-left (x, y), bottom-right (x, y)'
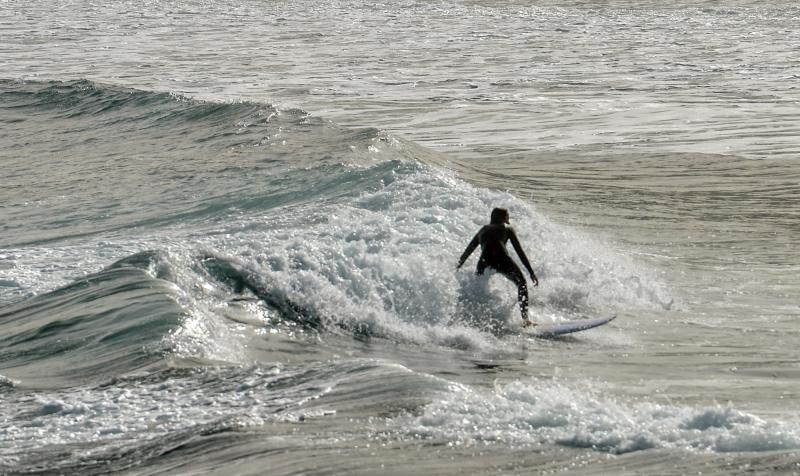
top-left (2, 1), bottom-right (800, 474)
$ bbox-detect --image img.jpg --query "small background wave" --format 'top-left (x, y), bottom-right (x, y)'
top-left (0, 79), bottom-right (425, 248)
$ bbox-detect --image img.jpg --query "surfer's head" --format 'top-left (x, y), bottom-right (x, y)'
top-left (490, 207), bottom-right (510, 225)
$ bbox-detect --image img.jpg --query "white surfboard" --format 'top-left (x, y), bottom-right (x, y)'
top-left (528, 315), bottom-right (616, 338)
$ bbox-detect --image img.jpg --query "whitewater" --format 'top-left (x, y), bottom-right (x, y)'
top-left (1, 1), bottom-right (799, 475)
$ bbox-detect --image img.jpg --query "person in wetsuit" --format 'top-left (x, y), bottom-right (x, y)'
top-left (457, 207), bottom-right (539, 327)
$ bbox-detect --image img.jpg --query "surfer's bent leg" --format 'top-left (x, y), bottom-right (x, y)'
top-left (475, 257), bottom-right (489, 276)
top-left (498, 260), bottom-right (529, 321)
top-left (480, 256), bottom-right (529, 321)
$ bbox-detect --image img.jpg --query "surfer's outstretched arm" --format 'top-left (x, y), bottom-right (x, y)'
top-left (509, 227), bottom-right (538, 286)
top-left (457, 228), bottom-right (483, 269)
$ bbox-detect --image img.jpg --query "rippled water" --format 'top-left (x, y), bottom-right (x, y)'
top-left (2, 0), bottom-right (800, 474)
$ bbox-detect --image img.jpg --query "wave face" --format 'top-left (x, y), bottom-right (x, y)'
top-left (0, 252), bottom-right (181, 388)
top-left (1, 79), bottom-right (798, 475)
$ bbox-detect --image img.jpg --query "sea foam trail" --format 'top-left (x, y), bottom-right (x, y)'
top-left (402, 378), bottom-right (800, 454)
top-left (0, 358), bottom-right (444, 474)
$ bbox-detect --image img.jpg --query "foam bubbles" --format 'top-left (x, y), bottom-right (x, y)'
top-left (0, 375), bottom-right (18, 388)
top-left (403, 378), bottom-right (800, 454)
top-left (191, 163), bottom-right (673, 352)
top-left (0, 364), bottom-right (316, 465)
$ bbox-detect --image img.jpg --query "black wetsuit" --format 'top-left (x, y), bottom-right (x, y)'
top-left (457, 223), bottom-right (535, 319)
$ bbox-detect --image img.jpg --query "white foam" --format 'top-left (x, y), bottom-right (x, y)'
top-left (0, 375), bottom-right (18, 388)
top-left (0, 364), bottom-right (323, 463)
top-left (403, 378), bottom-right (800, 454)
top-left (192, 165), bottom-right (673, 352)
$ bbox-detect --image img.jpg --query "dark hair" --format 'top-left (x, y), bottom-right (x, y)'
top-left (490, 208), bottom-right (509, 224)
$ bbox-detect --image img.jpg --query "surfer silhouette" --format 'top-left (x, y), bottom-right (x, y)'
top-left (457, 207), bottom-right (539, 327)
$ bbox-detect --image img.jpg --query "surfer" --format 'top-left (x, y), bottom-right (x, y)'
top-left (457, 207), bottom-right (539, 327)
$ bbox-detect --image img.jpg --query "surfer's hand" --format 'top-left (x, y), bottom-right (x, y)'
top-left (530, 273), bottom-right (539, 287)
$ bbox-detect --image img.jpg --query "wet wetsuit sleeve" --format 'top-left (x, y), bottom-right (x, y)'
top-left (508, 227), bottom-right (535, 276)
top-left (457, 228), bottom-right (482, 269)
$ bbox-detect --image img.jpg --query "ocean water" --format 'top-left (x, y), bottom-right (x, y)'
top-left (2, 0), bottom-right (799, 474)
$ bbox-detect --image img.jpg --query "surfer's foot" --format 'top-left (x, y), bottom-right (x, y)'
top-left (522, 319), bottom-right (537, 328)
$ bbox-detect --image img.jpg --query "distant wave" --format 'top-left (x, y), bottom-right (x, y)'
top-left (0, 79), bottom-right (430, 247)
top-left (0, 78), bottom-right (287, 134)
